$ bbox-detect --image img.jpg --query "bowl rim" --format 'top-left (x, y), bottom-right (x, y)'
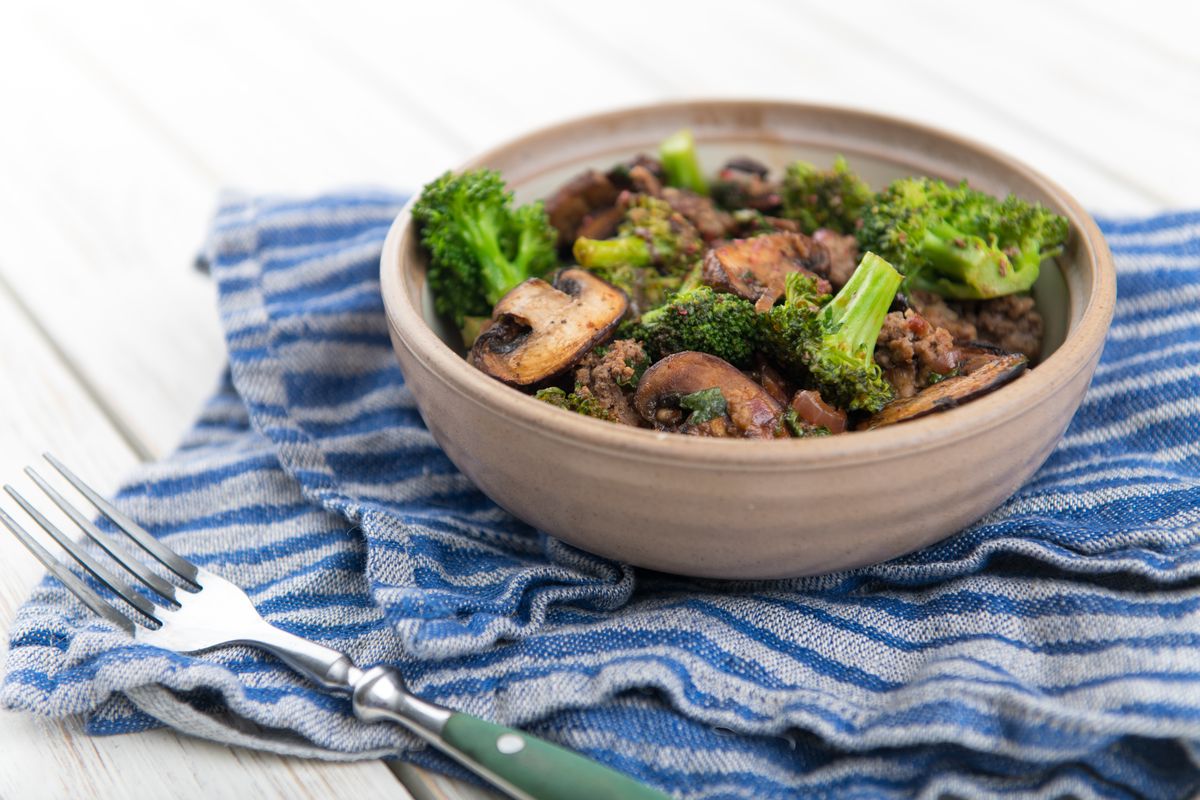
top-left (381, 99), bottom-right (1116, 470)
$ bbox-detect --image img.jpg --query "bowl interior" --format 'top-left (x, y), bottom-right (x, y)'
top-left (391, 102), bottom-right (1109, 464)
top-left (417, 106), bottom-right (1077, 363)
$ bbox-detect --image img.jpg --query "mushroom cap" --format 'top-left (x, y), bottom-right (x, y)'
top-left (703, 232), bottom-right (832, 312)
top-left (543, 170), bottom-right (619, 248)
top-left (634, 351), bottom-right (784, 438)
top-left (470, 269), bottom-right (628, 387)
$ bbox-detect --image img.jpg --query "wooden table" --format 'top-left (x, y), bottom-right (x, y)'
top-left (0, 1), bottom-right (1194, 797)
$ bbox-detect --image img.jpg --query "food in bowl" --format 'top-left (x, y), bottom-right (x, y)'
top-left (411, 128), bottom-right (1068, 439)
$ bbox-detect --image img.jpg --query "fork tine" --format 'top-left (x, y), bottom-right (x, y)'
top-left (5, 486), bottom-right (162, 624)
top-left (0, 505), bottom-right (136, 634)
top-left (42, 454), bottom-right (199, 586)
top-left (25, 467), bottom-right (178, 605)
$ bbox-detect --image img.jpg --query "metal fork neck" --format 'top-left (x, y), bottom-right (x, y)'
top-left (244, 621), bottom-right (363, 691)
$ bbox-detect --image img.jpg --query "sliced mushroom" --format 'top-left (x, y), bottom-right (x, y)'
top-left (863, 349), bottom-right (1028, 430)
top-left (607, 155), bottom-right (665, 192)
top-left (712, 157), bottom-right (783, 213)
top-left (811, 228), bottom-right (860, 290)
top-left (543, 170), bottom-right (620, 249)
top-left (634, 352), bottom-right (784, 438)
top-left (755, 357), bottom-right (793, 407)
top-left (575, 204), bottom-right (625, 241)
top-left (702, 232), bottom-right (833, 312)
top-left (470, 269), bottom-right (628, 387)
top-left (661, 187), bottom-right (734, 242)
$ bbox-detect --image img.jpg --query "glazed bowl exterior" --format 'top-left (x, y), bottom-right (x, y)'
top-left (380, 101), bottom-right (1115, 579)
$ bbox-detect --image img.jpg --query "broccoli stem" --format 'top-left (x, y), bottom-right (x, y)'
top-left (820, 252), bottom-right (903, 363)
top-left (457, 211), bottom-right (524, 305)
top-left (573, 235), bottom-right (652, 269)
top-left (659, 129), bottom-right (709, 196)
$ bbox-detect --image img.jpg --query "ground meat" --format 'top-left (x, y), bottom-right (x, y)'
top-left (573, 339), bottom-right (648, 427)
top-left (661, 187), bottom-right (735, 242)
top-left (971, 295), bottom-right (1044, 362)
top-left (875, 310), bottom-right (961, 399)
top-left (911, 290), bottom-right (1044, 361)
top-left (811, 229), bottom-right (859, 290)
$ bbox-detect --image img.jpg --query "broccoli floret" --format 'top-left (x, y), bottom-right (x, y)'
top-left (534, 386), bottom-right (616, 422)
top-left (412, 169), bottom-right (558, 327)
top-left (573, 195), bottom-right (704, 315)
top-left (858, 177), bottom-right (1069, 300)
top-left (630, 286), bottom-right (760, 367)
top-left (761, 252), bottom-right (903, 413)
top-left (659, 129), bottom-right (709, 195)
top-left (781, 156), bottom-right (872, 235)
top-left (573, 195), bottom-right (703, 276)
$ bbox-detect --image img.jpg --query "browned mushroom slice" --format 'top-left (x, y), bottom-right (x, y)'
top-left (863, 351), bottom-right (1028, 429)
top-left (634, 352), bottom-right (784, 438)
top-left (811, 228), bottom-right (860, 290)
top-left (712, 157), bottom-right (783, 213)
top-left (661, 187), bottom-right (734, 242)
top-left (607, 155), bottom-right (665, 192)
top-left (543, 170), bottom-right (620, 248)
top-left (470, 269), bottom-right (628, 387)
top-left (702, 232), bottom-right (833, 312)
top-left (575, 204), bottom-right (625, 242)
top-left (755, 358), bottom-right (793, 407)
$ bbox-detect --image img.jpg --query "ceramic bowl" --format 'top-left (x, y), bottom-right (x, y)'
top-left (380, 100), bottom-right (1115, 579)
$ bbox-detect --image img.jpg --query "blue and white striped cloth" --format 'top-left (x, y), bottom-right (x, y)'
top-left (4, 193), bottom-right (1200, 799)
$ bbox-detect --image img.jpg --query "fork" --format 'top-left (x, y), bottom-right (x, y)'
top-left (1, 454), bottom-right (668, 800)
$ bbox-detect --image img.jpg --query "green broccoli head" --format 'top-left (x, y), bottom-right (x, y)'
top-left (631, 286), bottom-right (760, 368)
top-left (758, 272), bottom-right (831, 376)
top-left (761, 253), bottom-right (902, 413)
top-left (858, 177), bottom-right (1069, 300)
top-left (781, 156), bottom-right (873, 235)
top-left (412, 169), bottom-right (558, 326)
top-left (573, 195), bottom-right (703, 277)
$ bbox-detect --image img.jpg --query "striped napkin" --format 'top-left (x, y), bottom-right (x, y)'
top-left (4, 193), bottom-right (1199, 799)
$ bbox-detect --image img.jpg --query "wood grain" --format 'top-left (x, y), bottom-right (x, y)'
top-left (0, 285), bottom-right (410, 799)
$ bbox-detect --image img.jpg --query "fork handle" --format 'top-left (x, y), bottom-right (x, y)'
top-left (352, 666), bottom-right (669, 800)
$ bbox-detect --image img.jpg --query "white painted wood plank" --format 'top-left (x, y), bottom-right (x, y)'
top-left (392, 762), bottom-right (500, 800)
top-left (25, 0), bottom-right (465, 193)
top-left (781, 0), bottom-right (1197, 211)
top-left (0, 287), bottom-right (411, 799)
top-left (0, 8), bottom-right (225, 458)
top-left (252, 0), bottom-right (668, 155)
top-left (536, 0), bottom-right (1180, 213)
